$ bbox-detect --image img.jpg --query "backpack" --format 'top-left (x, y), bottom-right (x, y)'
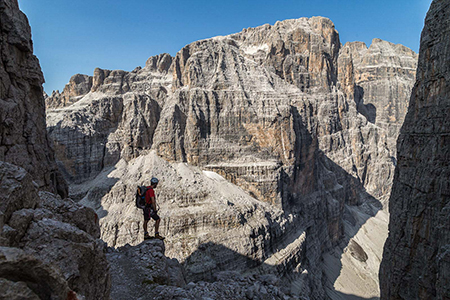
top-left (135, 186), bottom-right (148, 209)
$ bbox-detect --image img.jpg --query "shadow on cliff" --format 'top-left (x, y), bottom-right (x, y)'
top-left (272, 106), bottom-right (383, 298)
top-left (355, 85), bottom-right (376, 124)
top-left (52, 101), bottom-right (384, 299)
top-left (178, 241), bottom-right (380, 299)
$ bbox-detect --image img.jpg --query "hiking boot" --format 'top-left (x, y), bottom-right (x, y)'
top-left (155, 233), bottom-right (165, 240)
top-left (144, 232), bottom-right (152, 240)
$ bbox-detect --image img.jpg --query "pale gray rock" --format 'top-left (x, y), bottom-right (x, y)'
top-left (47, 16), bottom-right (417, 300)
top-left (380, 0), bottom-right (450, 299)
top-left (46, 74), bottom-right (93, 109)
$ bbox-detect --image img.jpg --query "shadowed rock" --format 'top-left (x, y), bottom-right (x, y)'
top-left (46, 15), bottom-right (417, 300)
top-left (380, 0), bottom-right (450, 299)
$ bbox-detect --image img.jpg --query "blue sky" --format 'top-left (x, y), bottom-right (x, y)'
top-left (18, 0), bottom-right (432, 94)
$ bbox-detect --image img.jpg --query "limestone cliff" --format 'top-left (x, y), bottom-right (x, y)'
top-left (0, 0), bottom-right (67, 197)
top-left (46, 17), bottom-right (417, 299)
top-left (0, 1), bottom-right (110, 299)
top-left (380, 0), bottom-right (450, 299)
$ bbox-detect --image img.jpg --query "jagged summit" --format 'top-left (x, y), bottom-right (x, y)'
top-left (45, 14), bottom-right (417, 299)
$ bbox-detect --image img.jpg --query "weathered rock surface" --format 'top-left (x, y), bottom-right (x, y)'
top-left (380, 0), bottom-right (450, 299)
top-left (0, 0), bottom-right (67, 197)
top-left (46, 17), bottom-right (418, 299)
top-left (107, 239), bottom-right (299, 300)
top-left (0, 161), bottom-right (111, 299)
top-left (0, 1), bottom-right (111, 299)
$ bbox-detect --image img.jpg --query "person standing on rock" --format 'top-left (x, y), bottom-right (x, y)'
top-left (142, 177), bottom-right (165, 240)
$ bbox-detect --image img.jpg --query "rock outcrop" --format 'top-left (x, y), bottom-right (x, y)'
top-left (108, 239), bottom-right (298, 300)
top-left (380, 0), bottom-right (450, 299)
top-left (0, 0), bottom-right (67, 197)
top-left (0, 161), bottom-right (111, 299)
top-left (0, 1), bottom-right (110, 299)
top-left (46, 17), bottom-right (417, 299)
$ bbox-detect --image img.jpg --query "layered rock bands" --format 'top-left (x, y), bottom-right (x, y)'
top-left (46, 16), bottom-right (417, 299)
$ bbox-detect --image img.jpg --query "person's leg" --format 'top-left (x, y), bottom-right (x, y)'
top-left (152, 213), bottom-right (164, 240)
top-left (143, 219), bottom-right (149, 233)
top-left (143, 206), bottom-right (151, 238)
top-left (155, 219), bottom-right (160, 233)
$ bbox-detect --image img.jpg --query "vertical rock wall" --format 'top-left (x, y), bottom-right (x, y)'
top-left (0, 0), bottom-right (67, 197)
top-left (0, 1), bottom-right (110, 299)
top-left (380, 0), bottom-right (450, 299)
top-left (45, 15), bottom-right (417, 299)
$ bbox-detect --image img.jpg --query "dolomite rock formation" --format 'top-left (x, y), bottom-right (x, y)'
top-left (0, 0), bottom-right (67, 197)
top-left (0, 162), bottom-right (111, 299)
top-left (107, 239), bottom-right (297, 300)
top-left (380, 0), bottom-right (450, 299)
top-left (0, 1), bottom-right (110, 299)
top-left (46, 17), bottom-right (417, 299)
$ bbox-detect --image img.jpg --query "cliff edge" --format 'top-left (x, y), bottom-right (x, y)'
top-left (379, 0), bottom-right (450, 299)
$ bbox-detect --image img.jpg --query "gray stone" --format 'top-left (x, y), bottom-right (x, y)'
top-left (0, 278), bottom-right (40, 300)
top-left (0, 0), bottom-right (67, 198)
top-left (0, 2), bottom-right (111, 299)
top-left (0, 246), bottom-right (70, 300)
top-left (380, 0), bottom-right (450, 299)
top-left (47, 15), bottom-right (418, 300)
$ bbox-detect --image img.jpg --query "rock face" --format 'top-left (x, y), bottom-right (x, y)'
top-left (107, 239), bottom-right (298, 300)
top-left (46, 17), bottom-right (417, 299)
top-left (0, 1), bottom-right (110, 299)
top-left (379, 0), bottom-right (450, 299)
top-left (0, 161), bottom-right (111, 299)
top-left (0, 0), bottom-right (67, 197)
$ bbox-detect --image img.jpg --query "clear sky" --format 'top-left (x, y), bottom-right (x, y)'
top-left (18, 0), bottom-right (432, 94)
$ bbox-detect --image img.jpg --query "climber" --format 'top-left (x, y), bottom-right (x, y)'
top-left (141, 177), bottom-right (165, 240)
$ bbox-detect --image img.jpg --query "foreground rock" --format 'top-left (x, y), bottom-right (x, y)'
top-left (108, 239), bottom-right (298, 300)
top-left (380, 0), bottom-right (450, 299)
top-left (0, 161), bottom-right (111, 299)
top-left (47, 16), bottom-right (417, 299)
top-left (0, 0), bottom-right (67, 197)
top-left (0, 1), bottom-right (110, 299)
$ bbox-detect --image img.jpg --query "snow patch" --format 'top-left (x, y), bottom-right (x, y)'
top-left (202, 170), bottom-right (226, 181)
top-left (242, 44), bottom-right (269, 55)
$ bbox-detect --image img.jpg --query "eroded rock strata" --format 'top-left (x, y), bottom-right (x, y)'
top-left (46, 17), bottom-right (417, 298)
top-left (380, 0), bottom-right (450, 299)
top-left (0, 1), bottom-right (110, 299)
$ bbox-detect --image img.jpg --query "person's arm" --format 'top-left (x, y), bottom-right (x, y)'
top-left (151, 196), bottom-right (157, 211)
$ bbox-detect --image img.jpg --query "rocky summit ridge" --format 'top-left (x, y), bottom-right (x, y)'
top-left (45, 15), bottom-right (418, 299)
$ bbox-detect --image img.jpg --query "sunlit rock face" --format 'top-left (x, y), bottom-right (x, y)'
top-left (47, 16), bottom-right (417, 298)
top-left (0, 1), bottom-right (110, 299)
top-left (380, 0), bottom-right (450, 299)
